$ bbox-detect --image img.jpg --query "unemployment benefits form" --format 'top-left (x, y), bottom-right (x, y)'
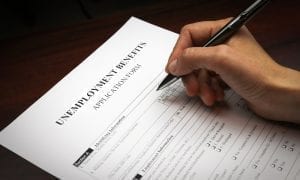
top-left (1, 17), bottom-right (300, 180)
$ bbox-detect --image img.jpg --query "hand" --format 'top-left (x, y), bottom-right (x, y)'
top-left (166, 18), bottom-right (300, 123)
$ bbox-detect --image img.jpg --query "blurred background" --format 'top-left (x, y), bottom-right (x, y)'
top-left (0, 0), bottom-right (185, 40)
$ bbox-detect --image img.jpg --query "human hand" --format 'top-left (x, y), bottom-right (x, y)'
top-left (166, 18), bottom-right (300, 123)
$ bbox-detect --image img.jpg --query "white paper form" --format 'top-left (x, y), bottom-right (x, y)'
top-left (0, 17), bottom-right (300, 180)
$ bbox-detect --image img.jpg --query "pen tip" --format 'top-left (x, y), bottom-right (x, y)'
top-left (156, 86), bottom-right (162, 91)
top-left (157, 83), bottom-right (167, 91)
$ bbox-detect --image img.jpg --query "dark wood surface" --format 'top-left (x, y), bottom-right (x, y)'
top-left (1, 0), bottom-right (299, 179)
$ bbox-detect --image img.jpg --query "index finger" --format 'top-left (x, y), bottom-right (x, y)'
top-left (166, 18), bottom-right (232, 72)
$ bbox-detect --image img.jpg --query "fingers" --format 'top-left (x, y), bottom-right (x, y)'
top-left (166, 27), bottom-right (193, 73)
top-left (166, 18), bottom-right (232, 73)
top-left (182, 69), bottom-right (225, 106)
top-left (182, 72), bottom-right (200, 96)
top-left (167, 33), bottom-right (237, 107)
top-left (211, 77), bottom-right (225, 101)
top-left (197, 69), bottom-right (216, 106)
top-left (166, 18), bottom-right (248, 106)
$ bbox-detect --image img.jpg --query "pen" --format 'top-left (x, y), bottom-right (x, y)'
top-left (157, 0), bottom-right (270, 91)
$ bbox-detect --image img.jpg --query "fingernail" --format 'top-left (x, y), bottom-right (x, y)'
top-left (168, 59), bottom-right (178, 74)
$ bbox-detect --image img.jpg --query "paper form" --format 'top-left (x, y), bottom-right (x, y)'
top-left (0, 17), bottom-right (299, 180)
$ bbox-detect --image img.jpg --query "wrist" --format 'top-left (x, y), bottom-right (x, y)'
top-left (266, 66), bottom-right (300, 123)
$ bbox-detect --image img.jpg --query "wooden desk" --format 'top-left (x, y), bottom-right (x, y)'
top-left (1, 0), bottom-right (299, 179)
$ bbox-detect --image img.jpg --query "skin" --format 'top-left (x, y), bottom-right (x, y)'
top-left (166, 18), bottom-right (300, 123)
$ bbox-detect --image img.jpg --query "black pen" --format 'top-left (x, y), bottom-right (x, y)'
top-left (157, 0), bottom-right (270, 91)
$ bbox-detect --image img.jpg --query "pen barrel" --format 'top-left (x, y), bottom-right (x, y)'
top-left (203, 0), bottom-right (270, 47)
top-left (203, 23), bottom-right (238, 47)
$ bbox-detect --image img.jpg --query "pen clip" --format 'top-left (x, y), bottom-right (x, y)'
top-left (240, 0), bottom-right (270, 22)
